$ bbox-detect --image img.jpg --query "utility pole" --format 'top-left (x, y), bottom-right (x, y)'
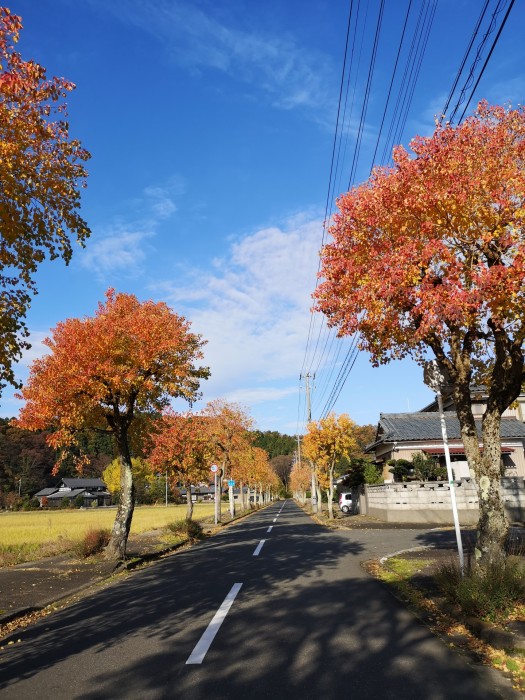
top-left (305, 372), bottom-right (312, 422)
top-left (301, 372), bottom-right (317, 513)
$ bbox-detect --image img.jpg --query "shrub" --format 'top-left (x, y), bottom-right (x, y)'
top-left (435, 557), bottom-right (525, 624)
top-left (387, 459), bottom-right (413, 482)
top-left (75, 494), bottom-right (85, 508)
top-left (60, 497), bottom-right (71, 509)
top-left (363, 462), bottom-right (383, 484)
top-left (75, 528), bottom-right (111, 558)
top-left (412, 453), bottom-right (447, 481)
top-left (167, 519), bottom-right (203, 541)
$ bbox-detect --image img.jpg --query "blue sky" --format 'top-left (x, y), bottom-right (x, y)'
top-left (2, 0), bottom-right (525, 434)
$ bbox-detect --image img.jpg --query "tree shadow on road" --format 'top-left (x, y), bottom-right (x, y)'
top-left (0, 503), bottom-right (514, 699)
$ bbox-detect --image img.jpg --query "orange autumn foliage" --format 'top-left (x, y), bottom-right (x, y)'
top-left (149, 411), bottom-right (212, 489)
top-left (16, 290), bottom-right (209, 560)
top-left (316, 102), bottom-right (525, 363)
top-left (17, 289), bottom-right (210, 469)
top-left (0, 8), bottom-right (90, 391)
top-left (315, 102), bottom-right (525, 558)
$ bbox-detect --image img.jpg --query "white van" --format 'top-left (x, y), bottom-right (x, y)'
top-left (339, 492), bottom-right (352, 513)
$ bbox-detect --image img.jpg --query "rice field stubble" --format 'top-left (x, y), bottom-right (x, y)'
top-left (0, 504), bottom-right (215, 565)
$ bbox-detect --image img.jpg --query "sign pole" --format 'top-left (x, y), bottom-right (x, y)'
top-left (423, 360), bottom-right (465, 574)
top-left (436, 389), bottom-right (465, 574)
top-left (211, 464), bottom-right (219, 525)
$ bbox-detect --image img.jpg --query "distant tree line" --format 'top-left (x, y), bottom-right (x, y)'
top-left (252, 430), bottom-right (297, 458)
top-left (0, 417), bottom-right (378, 512)
top-left (0, 420), bottom-right (302, 504)
top-left (0, 417), bottom-right (114, 507)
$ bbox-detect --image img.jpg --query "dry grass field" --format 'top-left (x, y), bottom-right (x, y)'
top-left (0, 504), bottom-right (215, 565)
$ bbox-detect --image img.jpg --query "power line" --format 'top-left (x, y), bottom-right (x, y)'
top-left (300, 0), bottom-right (482, 428)
top-left (369, 0), bottom-right (413, 170)
top-left (347, 0), bottom-right (386, 190)
top-left (440, 0), bottom-right (490, 122)
top-left (456, 0), bottom-right (515, 123)
top-left (313, 1), bottom-right (436, 420)
top-left (446, 0), bottom-right (514, 124)
top-left (300, 1), bottom-right (355, 379)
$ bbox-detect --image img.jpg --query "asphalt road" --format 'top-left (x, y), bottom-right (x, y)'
top-left (0, 501), bottom-right (518, 699)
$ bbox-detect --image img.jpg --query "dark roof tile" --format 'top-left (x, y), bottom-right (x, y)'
top-left (378, 412), bottom-right (525, 441)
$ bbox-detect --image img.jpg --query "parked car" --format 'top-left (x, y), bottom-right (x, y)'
top-left (339, 492), bottom-right (352, 513)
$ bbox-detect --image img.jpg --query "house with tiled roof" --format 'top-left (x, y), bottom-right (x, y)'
top-left (34, 478), bottom-right (111, 508)
top-left (366, 412), bottom-right (525, 482)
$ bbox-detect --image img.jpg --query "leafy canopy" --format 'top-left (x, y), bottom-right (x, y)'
top-left (315, 102), bottom-right (525, 385)
top-left (16, 289), bottom-right (210, 468)
top-left (302, 413), bottom-right (357, 482)
top-left (148, 411), bottom-right (212, 486)
top-left (0, 8), bottom-right (90, 391)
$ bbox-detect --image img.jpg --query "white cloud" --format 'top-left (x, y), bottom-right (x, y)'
top-left (144, 186), bottom-right (177, 220)
top-left (219, 386), bottom-right (298, 406)
top-left (18, 331), bottom-right (50, 368)
top-left (152, 212), bottom-right (323, 402)
top-left (80, 229), bottom-right (155, 278)
top-left (99, 0), bottom-right (335, 117)
top-left (80, 178), bottom-right (182, 279)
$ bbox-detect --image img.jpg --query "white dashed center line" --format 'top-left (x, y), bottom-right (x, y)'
top-left (267, 526), bottom-right (273, 533)
top-left (186, 583), bottom-right (243, 665)
top-left (253, 539), bottom-right (266, 556)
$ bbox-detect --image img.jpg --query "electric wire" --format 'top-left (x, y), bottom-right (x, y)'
top-left (347, 0), bottom-right (386, 190)
top-left (300, 0), bottom-right (444, 427)
top-left (393, 0), bottom-right (437, 147)
top-left (303, 1), bottom-right (364, 380)
top-left (319, 1), bottom-right (436, 419)
top-left (447, 0), bottom-right (509, 124)
top-left (369, 0), bottom-right (413, 171)
top-left (440, 0), bottom-right (490, 123)
top-left (300, 1), bottom-right (354, 379)
top-left (303, 0), bottom-right (431, 425)
top-left (301, 0), bottom-right (515, 430)
top-left (456, 0), bottom-right (515, 123)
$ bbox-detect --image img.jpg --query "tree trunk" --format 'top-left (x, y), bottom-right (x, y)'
top-left (316, 483), bottom-right (323, 514)
top-left (453, 384), bottom-right (506, 564)
top-left (215, 463), bottom-right (225, 524)
top-left (448, 354), bottom-right (513, 565)
top-left (105, 429), bottom-right (135, 562)
top-left (327, 467), bottom-right (334, 519)
top-left (326, 489), bottom-right (333, 518)
top-left (186, 483), bottom-right (194, 521)
top-left (476, 407), bottom-right (508, 563)
top-left (229, 482), bottom-right (235, 518)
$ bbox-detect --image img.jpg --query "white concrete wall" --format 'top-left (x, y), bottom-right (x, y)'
top-left (362, 478), bottom-right (525, 525)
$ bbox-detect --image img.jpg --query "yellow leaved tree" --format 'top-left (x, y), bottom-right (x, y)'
top-left (302, 413), bottom-right (357, 519)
